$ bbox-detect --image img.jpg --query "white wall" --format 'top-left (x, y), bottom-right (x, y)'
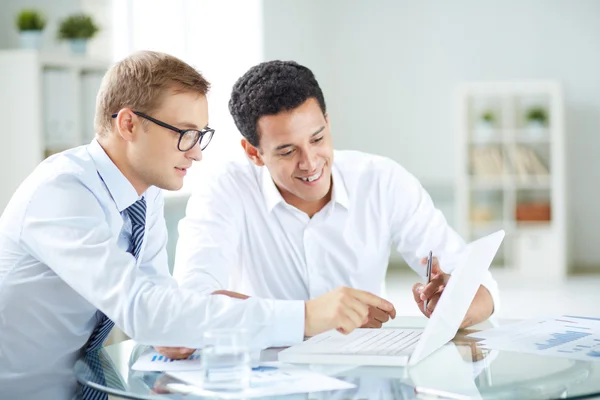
top-left (263, 0), bottom-right (600, 269)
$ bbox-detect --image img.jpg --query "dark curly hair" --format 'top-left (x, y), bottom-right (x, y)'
top-left (228, 60), bottom-right (327, 148)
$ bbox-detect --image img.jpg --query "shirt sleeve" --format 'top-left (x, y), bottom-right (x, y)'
top-left (173, 165), bottom-right (243, 295)
top-left (385, 161), bottom-right (500, 315)
top-left (18, 174), bottom-right (304, 349)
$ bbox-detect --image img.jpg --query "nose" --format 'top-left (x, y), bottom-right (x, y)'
top-left (298, 149), bottom-right (317, 172)
top-left (185, 140), bottom-right (203, 162)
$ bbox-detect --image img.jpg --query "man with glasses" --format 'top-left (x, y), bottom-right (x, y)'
top-left (165, 60), bottom-right (500, 358)
top-left (0, 51), bottom-right (394, 399)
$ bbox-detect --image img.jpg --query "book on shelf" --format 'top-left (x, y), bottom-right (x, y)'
top-left (508, 145), bottom-right (549, 183)
top-left (470, 146), bottom-right (505, 176)
top-left (470, 145), bottom-right (548, 182)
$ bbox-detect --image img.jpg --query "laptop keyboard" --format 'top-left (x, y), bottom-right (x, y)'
top-left (331, 329), bottom-right (422, 356)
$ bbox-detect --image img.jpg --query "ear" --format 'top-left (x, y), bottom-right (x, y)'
top-left (114, 108), bottom-right (137, 142)
top-left (241, 139), bottom-right (265, 167)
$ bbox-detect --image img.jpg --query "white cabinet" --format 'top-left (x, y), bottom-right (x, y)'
top-left (0, 50), bottom-right (109, 212)
top-left (515, 228), bottom-right (561, 281)
top-left (456, 81), bottom-right (567, 281)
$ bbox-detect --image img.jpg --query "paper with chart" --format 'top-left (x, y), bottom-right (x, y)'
top-left (132, 349), bottom-right (204, 371)
top-left (468, 315), bottom-right (600, 361)
top-left (167, 362), bottom-right (356, 399)
top-left (131, 350), bottom-right (355, 397)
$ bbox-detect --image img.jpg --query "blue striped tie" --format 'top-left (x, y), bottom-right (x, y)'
top-left (81, 197), bottom-right (146, 399)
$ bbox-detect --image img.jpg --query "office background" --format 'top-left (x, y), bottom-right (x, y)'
top-left (1, 0), bottom-right (599, 320)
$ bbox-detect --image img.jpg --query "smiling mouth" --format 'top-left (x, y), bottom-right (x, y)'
top-left (297, 168), bottom-right (323, 182)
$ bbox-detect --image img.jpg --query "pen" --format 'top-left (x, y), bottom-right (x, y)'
top-left (423, 251), bottom-right (433, 312)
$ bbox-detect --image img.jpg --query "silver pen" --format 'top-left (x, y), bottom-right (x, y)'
top-left (423, 251), bottom-right (433, 312)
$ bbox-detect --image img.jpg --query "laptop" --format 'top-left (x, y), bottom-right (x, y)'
top-left (278, 230), bottom-right (505, 367)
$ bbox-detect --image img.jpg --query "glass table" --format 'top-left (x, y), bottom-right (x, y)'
top-left (75, 317), bottom-right (600, 399)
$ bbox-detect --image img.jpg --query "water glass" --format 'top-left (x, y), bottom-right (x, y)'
top-left (200, 328), bottom-right (251, 390)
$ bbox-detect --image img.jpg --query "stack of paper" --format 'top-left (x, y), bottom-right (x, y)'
top-left (468, 315), bottom-right (600, 362)
top-left (507, 145), bottom-right (549, 182)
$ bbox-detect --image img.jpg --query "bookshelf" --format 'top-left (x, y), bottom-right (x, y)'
top-left (456, 81), bottom-right (567, 281)
top-left (0, 49), bottom-right (110, 212)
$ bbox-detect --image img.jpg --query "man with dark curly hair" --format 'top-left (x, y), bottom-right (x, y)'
top-left (168, 60), bottom-right (498, 358)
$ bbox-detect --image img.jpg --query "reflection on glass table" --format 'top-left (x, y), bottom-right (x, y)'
top-left (75, 317), bottom-right (600, 400)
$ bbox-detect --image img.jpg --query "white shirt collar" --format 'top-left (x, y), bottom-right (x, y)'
top-left (260, 162), bottom-right (350, 213)
top-left (87, 139), bottom-right (141, 212)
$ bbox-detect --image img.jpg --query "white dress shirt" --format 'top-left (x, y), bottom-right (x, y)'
top-left (174, 150), bottom-right (500, 308)
top-left (0, 140), bottom-right (304, 400)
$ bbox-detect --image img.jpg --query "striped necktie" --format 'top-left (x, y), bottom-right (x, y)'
top-left (81, 198), bottom-right (146, 399)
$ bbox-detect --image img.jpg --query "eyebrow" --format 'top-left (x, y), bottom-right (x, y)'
top-left (274, 126), bottom-right (326, 151)
top-left (176, 121), bottom-right (199, 129)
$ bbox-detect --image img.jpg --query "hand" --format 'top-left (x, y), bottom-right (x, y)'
top-left (412, 256), bottom-right (449, 317)
top-left (361, 305), bottom-right (393, 328)
top-left (304, 286), bottom-right (396, 337)
top-left (412, 258), bottom-right (495, 328)
top-left (154, 346), bottom-right (196, 360)
top-left (211, 289), bottom-right (250, 300)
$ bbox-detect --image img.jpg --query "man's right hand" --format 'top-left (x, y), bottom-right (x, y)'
top-left (361, 305), bottom-right (394, 328)
top-left (304, 287), bottom-right (396, 337)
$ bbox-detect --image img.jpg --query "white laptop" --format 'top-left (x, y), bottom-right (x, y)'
top-left (278, 230), bottom-right (505, 367)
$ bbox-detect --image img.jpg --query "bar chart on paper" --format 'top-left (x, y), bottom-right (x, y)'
top-left (132, 350), bottom-right (203, 371)
top-left (151, 354), bottom-right (201, 362)
top-left (468, 316), bottom-right (600, 361)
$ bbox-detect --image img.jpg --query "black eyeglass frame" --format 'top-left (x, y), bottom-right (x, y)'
top-left (111, 111), bottom-right (214, 152)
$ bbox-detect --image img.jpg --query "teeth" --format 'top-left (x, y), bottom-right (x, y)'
top-left (301, 170), bottom-right (322, 182)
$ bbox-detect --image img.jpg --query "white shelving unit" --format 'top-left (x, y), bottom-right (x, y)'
top-left (0, 49), bottom-right (110, 212)
top-left (456, 81), bottom-right (567, 281)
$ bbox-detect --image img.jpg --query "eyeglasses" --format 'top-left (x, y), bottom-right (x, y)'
top-left (111, 111), bottom-right (214, 152)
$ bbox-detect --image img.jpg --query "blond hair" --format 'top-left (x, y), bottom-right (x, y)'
top-left (95, 50), bottom-right (210, 135)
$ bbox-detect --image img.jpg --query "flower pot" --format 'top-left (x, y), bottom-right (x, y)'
top-left (525, 119), bottom-right (547, 137)
top-left (19, 30), bottom-right (43, 50)
top-left (69, 38), bottom-right (87, 54)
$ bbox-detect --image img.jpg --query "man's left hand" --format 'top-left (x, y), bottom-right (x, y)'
top-left (154, 346), bottom-right (196, 360)
top-left (211, 290), bottom-right (250, 300)
top-left (412, 256), bottom-right (495, 328)
top-left (412, 256), bottom-right (448, 317)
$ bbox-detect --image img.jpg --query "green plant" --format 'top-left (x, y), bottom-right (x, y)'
top-left (58, 13), bottom-right (99, 40)
top-left (16, 9), bottom-right (46, 31)
top-left (481, 110), bottom-right (496, 124)
top-left (526, 107), bottom-right (548, 125)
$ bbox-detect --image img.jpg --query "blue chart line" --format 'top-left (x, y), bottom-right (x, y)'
top-left (151, 354), bottom-right (201, 362)
top-left (587, 350), bottom-right (600, 358)
top-left (535, 331), bottom-right (591, 350)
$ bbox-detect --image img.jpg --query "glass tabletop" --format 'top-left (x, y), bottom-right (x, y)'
top-left (75, 317), bottom-right (600, 400)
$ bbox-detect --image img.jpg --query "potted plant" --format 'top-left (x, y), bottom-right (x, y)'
top-left (480, 110), bottom-right (496, 127)
top-left (525, 106), bottom-right (548, 128)
top-left (474, 109), bottom-right (497, 139)
top-left (57, 13), bottom-right (99, 54)
top-left (16, 9), bottom-right (46, 50)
